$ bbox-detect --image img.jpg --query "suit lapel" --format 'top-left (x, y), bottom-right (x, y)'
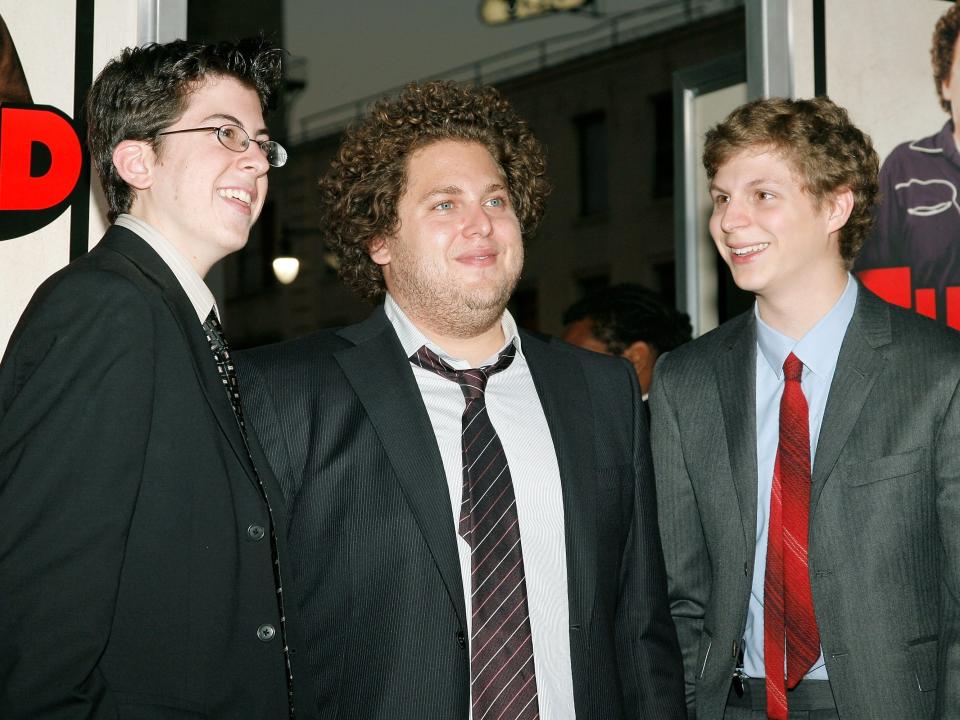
top-left (521, 333), bottom-right (598, 633)
top-left (100, 227), bottom-right (258, 487)
top-left (335, 309), bottom-right (468, 631)
top-left (811, 288), bottom-right (889, 511)
top-left (715, 313), bottom-right (760, 569)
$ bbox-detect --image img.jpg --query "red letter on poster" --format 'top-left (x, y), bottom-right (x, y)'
top-left (0, 107), bottom-right (82, 211)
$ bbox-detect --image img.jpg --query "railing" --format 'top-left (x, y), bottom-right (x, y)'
top-left (291, 0), bottom-right (743, 143)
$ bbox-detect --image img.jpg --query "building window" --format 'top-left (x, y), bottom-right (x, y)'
top-left (575, 111), bottom-right (608, 217)
top-left (651, 91), bottom-right (674, 199)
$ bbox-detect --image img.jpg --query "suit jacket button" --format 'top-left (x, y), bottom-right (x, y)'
top-left (246, 524), bottom-right (266, 541)
top-left (257, 624), bottom-right (276, 642)
top-left (456, 631), bottom-right (466, 648)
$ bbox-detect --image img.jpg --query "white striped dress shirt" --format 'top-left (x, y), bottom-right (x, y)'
top-left (385, 294), bottom-right (575, 720)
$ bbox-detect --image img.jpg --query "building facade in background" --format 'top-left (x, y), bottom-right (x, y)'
top-left (222, 7), bottom-right (744, 347)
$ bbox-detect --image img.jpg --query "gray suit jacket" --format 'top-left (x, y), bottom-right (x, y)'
top-left (649, 286), bottom-right (960, 720)
top-left (236, 306), bottom-right (685, 720)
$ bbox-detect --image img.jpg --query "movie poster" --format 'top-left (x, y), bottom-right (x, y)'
top-left (0, 0), bottom-right (140, 356)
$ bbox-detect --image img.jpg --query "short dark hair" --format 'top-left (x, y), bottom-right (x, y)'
top-left (563, 283), bottom-right (692, 356)
top-left (702, 96), bottom-right (879, 267)
top-left (86, 37), bottom-right (283, 222)
top-left (319, 80), bottom-right (550, 300)
top-left (933, 2), bottom-right (960, 114)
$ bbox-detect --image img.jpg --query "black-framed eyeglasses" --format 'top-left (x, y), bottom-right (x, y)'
top-left (157, 123), bottom-right (288, 167)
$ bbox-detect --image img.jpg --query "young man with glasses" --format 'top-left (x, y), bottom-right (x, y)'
top-left (0, 38), bottom-right (310, 719)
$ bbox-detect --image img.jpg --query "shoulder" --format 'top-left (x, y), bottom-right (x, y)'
top-left (881, 128), bottom-right (948, 174)
top-left (868, 291), bottom-right (960, 354)
top-left (9, 251), bottom-right (156, 352)
top-left (235, 329), bottom-right (350, 381)
top-left (656, 311), bottom-right (749, 380)
top-left (524, 330), bottom-right (635, 385)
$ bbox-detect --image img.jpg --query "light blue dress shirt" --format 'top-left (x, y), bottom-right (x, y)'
top-left (742, 274), bottom-right (858, 680)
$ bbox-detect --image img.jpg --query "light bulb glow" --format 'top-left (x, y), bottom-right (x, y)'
top-left (272, 256), bottom-right (300, 284)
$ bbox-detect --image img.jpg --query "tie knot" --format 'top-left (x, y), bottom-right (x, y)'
top-left (410, 344), bottom-right (517, 401)
top-left (783, 352), bottom-right (803, 382)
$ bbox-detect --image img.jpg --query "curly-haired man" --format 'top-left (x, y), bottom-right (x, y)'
top-left (855, 1), bottom-right (960, 324)
top-left (651, 95), bottom-right (960, 719)
top-left (236, 80), bottom-right (685, 720)
top-left (0, 39), bottom-right (312, 719)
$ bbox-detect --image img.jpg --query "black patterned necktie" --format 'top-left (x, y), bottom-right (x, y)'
top-left (202, 312), bottom-right (245, 427)
top-left (201, 310), bottom-right (297, 719)
top-left (411, 343), bottom-right (540, 720)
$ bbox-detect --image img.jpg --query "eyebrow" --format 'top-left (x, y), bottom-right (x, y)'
top-left (417, 182), bottom-right (506, 204)
top-left (710, 177), bottom-right (787, 193)
top-left (200, 113), bottom-right (269, 137)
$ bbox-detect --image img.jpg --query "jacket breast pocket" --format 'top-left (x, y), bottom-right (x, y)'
top-left (843, 447), bottom-right (926, 488)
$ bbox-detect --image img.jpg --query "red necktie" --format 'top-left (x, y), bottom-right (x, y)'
top-left (411, 344), bottom-right (540, 720)
top-left (764, 352), bottom-right (820, 720)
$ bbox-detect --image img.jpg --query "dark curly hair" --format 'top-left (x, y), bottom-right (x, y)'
top-left (932, 2), bottom-right (960, 114)
top-left (562, 283), bottom-right (692, 356)
top-left (87, 37), bottom-right (283, 222)
top-left (703, 96), bottom-right (879, 268)
top-left (319, 80), bottom-right (550, 300)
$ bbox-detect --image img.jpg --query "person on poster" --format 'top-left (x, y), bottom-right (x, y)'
top-left (236, 80), bottom-right (685, 720)
top-left (855, 1), bottom-right (960, 324)
top-left (0, 38), bottom-right (313, 719)
top-left (651, 96), bottom-right (960, 719)
top-left (0, 13), bottom-right (31, 104)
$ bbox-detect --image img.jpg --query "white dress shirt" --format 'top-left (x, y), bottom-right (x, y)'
top-left (114, 214), bottom-right (218, 322)
top-left (384, 294), bottom-right (576, 720)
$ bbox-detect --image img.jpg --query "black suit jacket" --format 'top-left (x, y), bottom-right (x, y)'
top-left (237, 306), bottom-right (685, 720)
top-left (0, 226), bottom-right (311, 719)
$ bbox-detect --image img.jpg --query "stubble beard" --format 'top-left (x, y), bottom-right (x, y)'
top-left (389, 252), bottom-right (523, 340)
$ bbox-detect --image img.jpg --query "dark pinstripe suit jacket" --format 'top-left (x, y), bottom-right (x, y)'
top-left (650, 287), bottom-right (960, 720)
top-left (237, 306), bottom-right (685, 720)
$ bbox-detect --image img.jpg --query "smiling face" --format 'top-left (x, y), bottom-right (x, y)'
top-left (370, 139), bottom-right (523, 338)
top-left (128, 74), bottom-right (270, 276)
top-left (708, 147), bottom-right (848, 307)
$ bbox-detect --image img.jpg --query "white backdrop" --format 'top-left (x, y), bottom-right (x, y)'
top-left (0, 0), bottom-right (184, 357)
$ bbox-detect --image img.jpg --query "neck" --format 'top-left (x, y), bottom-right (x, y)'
top-left (756, 270), bottom-right (848, 340)
top-left (413, 315), bottom-right (507, 367)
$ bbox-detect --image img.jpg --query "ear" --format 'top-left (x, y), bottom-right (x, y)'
top-left (826, 187), bottom-right (854, 235)
top-left (943, 76), bottom-right (954, 105)
top-left (622, 340), bottom-right (654, 372)
top-left (622, 340), bottom-right (657, 396)
top-left (112, 140), bottom-right (154, 191)
top-left (368, 236), bottom-right (391, 267)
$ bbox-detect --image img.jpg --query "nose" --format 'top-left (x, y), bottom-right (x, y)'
top-left (238, 140), bottom-right (270, 176)
top-left (463, 201), bottom-right (493, 237)
top-left (719, 197), bottom-right (748, 233)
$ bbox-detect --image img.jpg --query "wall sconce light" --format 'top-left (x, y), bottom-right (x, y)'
top-left (272, 256), bottom-right (300, 285)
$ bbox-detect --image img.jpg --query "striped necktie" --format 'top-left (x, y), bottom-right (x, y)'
top-left (411, 343), bottom-right (540, 720)
top-left (764, 352), bottom-right (820, 720)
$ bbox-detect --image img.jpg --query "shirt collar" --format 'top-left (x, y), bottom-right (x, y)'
top-left (114, 214), bottom-right (218, 322)
top-left (935, 119), bottom-right (960, 167)
top-left (755, 273), bottom-right (858, 380)
top-left (383, 293), bottom-right (523, 369)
